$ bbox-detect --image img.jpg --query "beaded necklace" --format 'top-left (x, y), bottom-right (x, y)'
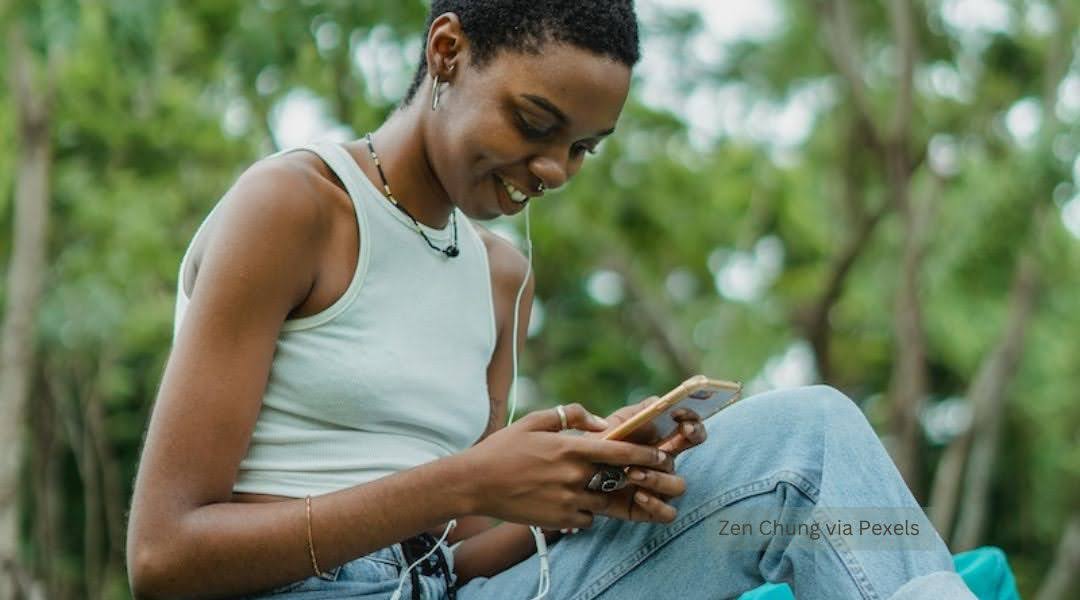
top-left (364, 132), bottom-right (460, 258)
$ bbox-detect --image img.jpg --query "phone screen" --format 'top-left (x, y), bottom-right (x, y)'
top-left (646, 385), bottom-right (740, 440)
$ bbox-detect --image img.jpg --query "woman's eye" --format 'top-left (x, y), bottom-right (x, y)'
top-left (516, 113), bottom-right (551, 139)
top-left (572, 143), bottom-right (598, 157)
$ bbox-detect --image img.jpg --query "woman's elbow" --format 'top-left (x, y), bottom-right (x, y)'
top-left (127, 542), bottom-right (165, 599)
top-left (127, 529), bottom-right (183, 600)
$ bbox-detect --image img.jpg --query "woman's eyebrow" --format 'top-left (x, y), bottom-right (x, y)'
top-left (521, 93), bottom-right (616, 138)
top-left (522, 94), bottom-right (568, 125)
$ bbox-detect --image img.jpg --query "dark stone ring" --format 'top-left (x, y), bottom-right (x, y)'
top-left (585, 465), bottom-right (630, 492)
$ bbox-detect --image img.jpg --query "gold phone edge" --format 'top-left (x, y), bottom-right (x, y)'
top-left (603, 374), bottom-right (744, 440)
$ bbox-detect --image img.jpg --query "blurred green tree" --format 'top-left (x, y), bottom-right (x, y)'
top-left (0, 1), bottom-right (1077, 598)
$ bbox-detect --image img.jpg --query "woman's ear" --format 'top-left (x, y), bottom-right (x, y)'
top-left (425, 12), bottom-right (468, 81)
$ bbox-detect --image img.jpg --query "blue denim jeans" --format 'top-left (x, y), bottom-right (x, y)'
top-left (234, 386), bottom-right (977, 599)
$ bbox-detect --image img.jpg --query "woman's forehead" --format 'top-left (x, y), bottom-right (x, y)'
top-left (477, 43), bottom-right (631, 132)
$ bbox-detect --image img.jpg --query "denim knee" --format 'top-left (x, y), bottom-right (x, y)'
top-left (683, 386), bottom-right (869, 493)
top-left (714, 384), bottom-right (865, 433)
top-left (796, 385), bottom-right (866, 425)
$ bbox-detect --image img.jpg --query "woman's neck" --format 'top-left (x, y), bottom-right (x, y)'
top-left (360, 105), bottom-right (454, 229)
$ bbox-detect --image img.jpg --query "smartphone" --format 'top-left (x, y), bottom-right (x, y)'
top-left (602, 375), bottom-right (743, 443)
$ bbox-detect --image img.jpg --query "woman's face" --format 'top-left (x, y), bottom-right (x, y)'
top-left (426, 40), bottom-right (632, 220)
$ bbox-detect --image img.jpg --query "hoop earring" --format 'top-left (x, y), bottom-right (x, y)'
top-left (431, 73), bottom-right (442, 111)
top-left (431, 65), bottom-right (455, 112)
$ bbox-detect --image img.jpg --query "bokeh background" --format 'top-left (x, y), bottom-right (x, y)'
top-left (1, 1), bottom-right (1078, 598)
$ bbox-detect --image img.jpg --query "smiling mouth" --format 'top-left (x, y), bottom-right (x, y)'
top-left (496, 174), bottom-right (531, 204)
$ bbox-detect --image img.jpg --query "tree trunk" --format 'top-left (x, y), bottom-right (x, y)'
top-left (881, 0), bottom-right (927, 499)
top-left (952, 249), bottom-right (1039, 551)
top-left (43, 361), bottom-right (95, 600)
top-left (82, 399), bottom-right (103, 600)
top-left (884, 146), bottom-right (930, 499)
top-left (928, 427), bottom-right (970, 542)
top-left (818, 0), bottom-right (928, 495)
top-left (91, 401), bottom-right (127, 572)
top-left (0, 27), bottom-right (53, 600)
top-left (796, 119), bottom-right (884, 383)
top-left (802, 199), bottom-right (889, 383)
top-left (28, 371), bottom-right (62, 599)
top-left (929, 244), bottom-right (1039, 545)
top-left (1036, 515), bottom-right (1080, 600)
top-left (935, 0), bottom-right (1070, 553)
top-left (817, 0), bottom-right (883, 150)
top-left (85, 352), bottom-right (128, 584)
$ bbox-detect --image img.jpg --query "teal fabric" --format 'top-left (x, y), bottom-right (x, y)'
top-left (736, 547), bottom-right (1020, 599)
top-left (952, 547), bottom-right (1020, 600)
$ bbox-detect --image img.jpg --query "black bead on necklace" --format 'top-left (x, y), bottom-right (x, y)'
top-left (364, 133), bottom-right (459, 258)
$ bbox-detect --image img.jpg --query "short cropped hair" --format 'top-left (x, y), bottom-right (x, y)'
top-left (402, 0), bottom-right (641, 106)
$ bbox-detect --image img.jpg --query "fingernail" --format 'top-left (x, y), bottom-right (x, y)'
top-left (591, 414), bottom-right (609, 427)
top-left (658, 450), bottom-right (669, 462)
top-left (635, 491), bottom-right (650, 504)
top-left (629, 469), bottom-right (645, 481)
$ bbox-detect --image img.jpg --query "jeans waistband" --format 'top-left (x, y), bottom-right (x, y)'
top-left (398, 531), bottom-right (456, 599)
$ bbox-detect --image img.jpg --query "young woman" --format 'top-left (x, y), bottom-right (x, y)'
top-left (125, 2), bottom-right (977, 599)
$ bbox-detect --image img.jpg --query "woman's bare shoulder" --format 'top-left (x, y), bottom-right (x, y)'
top-left (471, 223), bottom-right (532, 295)
top-left (183, 149), bottom-right (350, 298)
top-left (215, 148), bottom-right (351, 243)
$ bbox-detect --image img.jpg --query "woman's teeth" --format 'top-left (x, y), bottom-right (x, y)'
top-left (500, 177), bottom-right (530, 204)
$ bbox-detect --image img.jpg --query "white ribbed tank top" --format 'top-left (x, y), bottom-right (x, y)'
top-left (173, 140), bottom-right (497, 497)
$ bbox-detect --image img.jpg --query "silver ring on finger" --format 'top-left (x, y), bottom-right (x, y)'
top-left (585, 465), bottom-right (629, 493)
top-left (555, 405), bottom-right (568, 431)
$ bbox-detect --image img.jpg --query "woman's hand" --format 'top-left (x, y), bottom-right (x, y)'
top-left (589, 395), bottom-right (709, 453)
top-left (460, 403), bottom-right (674, 531)
top-left (580, 396), bottom-right (709, 523)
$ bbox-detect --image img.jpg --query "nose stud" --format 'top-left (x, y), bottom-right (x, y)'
top-left (536, 182), bottom-right (546, 194)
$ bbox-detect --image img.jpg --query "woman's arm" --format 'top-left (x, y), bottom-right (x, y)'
top-left (126, 158), bottom-right (479, 599)
top-left (450, 227), bottom-right (695, 582)
top-left (133, 456), bottom-right (478, 599)
top-left (449, 227), bottom-right (547, 580)
top-left (444, 515), bottom-right (502, 544)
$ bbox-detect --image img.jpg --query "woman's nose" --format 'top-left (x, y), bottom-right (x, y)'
top-left (529, 154), bottom-right (569, 192)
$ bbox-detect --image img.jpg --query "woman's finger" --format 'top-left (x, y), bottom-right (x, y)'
top-left (625, 467), bottom-right (687, 499)
top-left (678, 420), bottom-right (707, 445)
top-left (673, 418), bottom-right (708, 446)
top-left (581, 484), bottom-right (678, 523)
top-left (656, 421), bottom-right (707, 456)
top-left (629, 488), bottom-right (677, 523)
top-left (623, 420), bottom-right (661, 446)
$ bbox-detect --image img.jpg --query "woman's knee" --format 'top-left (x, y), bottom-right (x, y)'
top-left (719, 384), bottom-right (863, 427)
top-left (787, 384), bottom-right (864, 420)
top-left (674, 386), bottom-right (860, 497)
top-left (704, 384), bottom-right (872, 448)
top-left (799, 385), bottom-right (872, 435)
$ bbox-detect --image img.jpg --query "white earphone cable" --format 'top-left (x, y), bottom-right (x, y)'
top-left (507, 201), bottom-right (532, 428)
top-left (504, 203), bottom-right (550, 600)
top-left (389, 519), bottom-right (458, 600)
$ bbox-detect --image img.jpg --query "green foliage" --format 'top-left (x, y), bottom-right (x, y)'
top-left (2, 0), bottom-right (1077, 598)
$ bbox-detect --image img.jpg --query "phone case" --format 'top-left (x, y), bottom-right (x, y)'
top-left (602, 375), bottom-right (743, 442)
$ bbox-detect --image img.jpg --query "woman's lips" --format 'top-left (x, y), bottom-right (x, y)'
top-left (494, 174), bottom-right (528, 216)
